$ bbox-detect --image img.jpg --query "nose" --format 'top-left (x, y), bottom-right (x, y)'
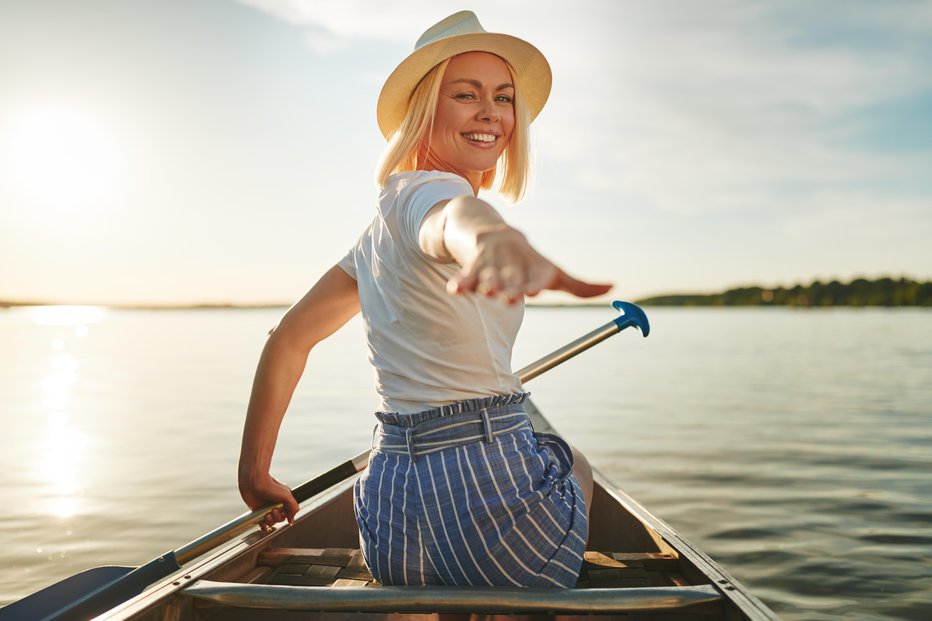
top-left (477, 96), bottom-right (500, 122)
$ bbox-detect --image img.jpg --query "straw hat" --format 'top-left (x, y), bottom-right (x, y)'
top-left (376, 11), bottom-right (552, 139)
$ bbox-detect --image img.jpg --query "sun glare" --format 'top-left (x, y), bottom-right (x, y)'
top-left (27, 305), bottom-right (108, 327)
top-left (7, 107), bottom-right (119, 208)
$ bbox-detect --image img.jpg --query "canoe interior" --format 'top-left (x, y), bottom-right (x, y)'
top-left (97, 403), bottom-right (776, 621)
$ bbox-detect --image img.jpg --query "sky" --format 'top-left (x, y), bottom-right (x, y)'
top-left (1, 0), bottom-right (930, 306)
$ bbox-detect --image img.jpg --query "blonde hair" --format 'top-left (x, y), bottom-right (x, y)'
top-left (376, 56), bottom-right (532, 203)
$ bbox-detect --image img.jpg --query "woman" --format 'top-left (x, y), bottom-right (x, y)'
top-left (238, 11), bottom-right (611, 588)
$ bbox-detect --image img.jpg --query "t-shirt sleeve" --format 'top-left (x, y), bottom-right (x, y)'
top-left (336, 245), bottom-right (356, 280)
top-left (397, 176), bottom-right (472, 257)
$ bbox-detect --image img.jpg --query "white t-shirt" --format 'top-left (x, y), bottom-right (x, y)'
top-left (338, 170), bottom-right (524, 414)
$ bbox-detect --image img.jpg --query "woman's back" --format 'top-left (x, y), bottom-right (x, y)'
top-left (340, 170), bottom-right (523, 414)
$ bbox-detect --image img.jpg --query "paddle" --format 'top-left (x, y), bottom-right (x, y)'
top-left (1, 300), bottom-right (649, 621)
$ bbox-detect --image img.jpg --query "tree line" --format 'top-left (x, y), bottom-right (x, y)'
top-left (637, 277), bottom-right (932, 307)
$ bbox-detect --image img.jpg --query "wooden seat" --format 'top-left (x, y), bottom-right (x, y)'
top-left (187, 549), bottom-right (724, 616)
top-left (249, 547), bottom-right (691, 590)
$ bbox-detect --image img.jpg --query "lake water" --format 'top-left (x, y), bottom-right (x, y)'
top-left (0, 305), bottom-right (930, 619)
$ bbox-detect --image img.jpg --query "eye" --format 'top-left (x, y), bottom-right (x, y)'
top-left (454, 92), bottom-right (477, 100)
top-left (495, 95), bottom-right (514, 104)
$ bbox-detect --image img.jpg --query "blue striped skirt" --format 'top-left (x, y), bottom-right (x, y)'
top-left (353, 393), bottom-right (587, 588)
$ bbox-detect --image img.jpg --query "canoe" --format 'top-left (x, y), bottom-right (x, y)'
top-left (74, 399), bottom-right (780, 621)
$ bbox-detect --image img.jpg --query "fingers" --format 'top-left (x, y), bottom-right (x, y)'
top-left (259, 499), bottom-right (296, 531)
top-left (447, 264), bottom-right (479, 295)
top-left (445, 229), bottom-right (612, 303)
top-left (450, 265), bottom-right (612, 302)
top-left (450, 266), bottom-right (525, 305)
top-left (241, 476), bottom-right (300, 530)
top-left (555, 272), bottom-right (614, 298)
top-left (525, 264), bottom-right (559, 297)
top-left (261, 507), bottom-right (282, 531)
top-left (261, 493), bottom-right (298, 527)
top-left (282, 493), bottom-right (299, 525)
top-left (499, 266), bottom-right (525, 304)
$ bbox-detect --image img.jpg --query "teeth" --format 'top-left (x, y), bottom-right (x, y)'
top-left (463, 133), bottom-right (496, 142)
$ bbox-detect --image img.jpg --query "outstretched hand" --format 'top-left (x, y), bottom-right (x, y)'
top-left (447, 226), bottom-right (612, 304)
top-left (239, 473), bottom-right (300, 529)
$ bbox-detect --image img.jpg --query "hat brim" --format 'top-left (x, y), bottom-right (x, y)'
top-left (377, 32), bottom-right (552, 139)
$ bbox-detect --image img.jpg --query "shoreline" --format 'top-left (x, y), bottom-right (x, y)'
top-left (3, 276), bottom-right (930, 310)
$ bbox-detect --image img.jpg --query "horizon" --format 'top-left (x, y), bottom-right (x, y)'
top-left (2, 273), bottom-right (927, 310)
top-left (2, 0), bottom-right (931, 306)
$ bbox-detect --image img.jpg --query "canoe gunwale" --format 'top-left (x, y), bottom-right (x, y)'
top-left (590, 469), bottom-right (778, 621)
top-left (183, 581), bottom-right (724, 614)
top-left (524, 400), bottom-right (780, 621)
top-left (93, 477), bottom-right (358, 620)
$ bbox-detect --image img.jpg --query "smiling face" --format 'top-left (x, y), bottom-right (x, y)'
top-left (419, 52), bottom-right (516, 192)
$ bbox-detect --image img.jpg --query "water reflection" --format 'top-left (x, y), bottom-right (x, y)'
top-left (27, 305), bottom-right (106, 327)
top-left (42, 353), bottom-right (76, 410)
top-left (40, 412), bottom-right (85, 518)
top-left (28, 306), bottom-right (101, 519)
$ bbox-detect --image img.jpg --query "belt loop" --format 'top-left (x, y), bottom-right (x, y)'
top-left (480, 408), bottom-right (493, 444)
top-left (405, 427), bottom-right (417, 461)
top-left (371, 423), bottom-right (379, 449)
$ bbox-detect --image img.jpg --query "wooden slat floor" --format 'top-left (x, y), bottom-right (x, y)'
top-left (251, 548), bottom-right (688, 590)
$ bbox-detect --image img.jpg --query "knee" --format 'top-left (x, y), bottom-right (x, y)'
top-left (570, 445), bottom-right (592, 479)
top-left (569, 444), bottom-right (594, 521)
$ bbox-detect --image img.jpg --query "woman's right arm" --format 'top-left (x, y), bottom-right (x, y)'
top-left (238, 264), bottom-right (360, 525)
top-left (419, 195), bottom-right (612, 303)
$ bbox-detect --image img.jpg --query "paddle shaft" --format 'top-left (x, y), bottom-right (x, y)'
top-left (183, 306), bottom-right (644, 562)
top-left (515, 316), bottom-right (630, 383)
top-left (175, 451), bottom-right (370, 564)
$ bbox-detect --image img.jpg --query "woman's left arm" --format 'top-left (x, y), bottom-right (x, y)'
top-left (419, 195), bottom-right (612, 303)
top-left (238, 265), bottom-right (360, 525)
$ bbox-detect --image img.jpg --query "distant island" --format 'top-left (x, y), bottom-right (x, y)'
top-left (3, 276), bottom-right (930, 309)
top-left (0, 300), bottom-right (290, 310)
top-left (637, 276), bottom-right (932, 307)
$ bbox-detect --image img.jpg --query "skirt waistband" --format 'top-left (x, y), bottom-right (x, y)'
top-left (375, 392), bottom-right (530, 427)
top-left (373, 394), bottom-right (532, 459)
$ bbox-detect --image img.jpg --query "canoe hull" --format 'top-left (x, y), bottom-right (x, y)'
top-left (85, 400), bottom-right (779, 620)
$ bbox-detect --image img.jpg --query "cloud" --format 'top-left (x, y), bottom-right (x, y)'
top-left (235, 0), bottom-right (443, 42)
top-left (235, 0), bottom-right (932, 267)
top-left (233, 1), bottom-right (602, 49)
top-left (529, 1), bottom-right (932, 217)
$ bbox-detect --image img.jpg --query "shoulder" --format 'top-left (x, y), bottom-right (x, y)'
top-left (380, 172), bottom-right (472, 252)
top-left (379, 170), bottom-right (473, 224)
top-left (385, 170), bottom-right (473, 198)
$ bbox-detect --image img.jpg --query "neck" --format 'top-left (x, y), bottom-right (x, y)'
top-left (418, 155), bottom-right (481, 195)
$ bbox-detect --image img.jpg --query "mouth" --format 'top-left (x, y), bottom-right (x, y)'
top-left (461, 132), bottom-right (500, 148)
